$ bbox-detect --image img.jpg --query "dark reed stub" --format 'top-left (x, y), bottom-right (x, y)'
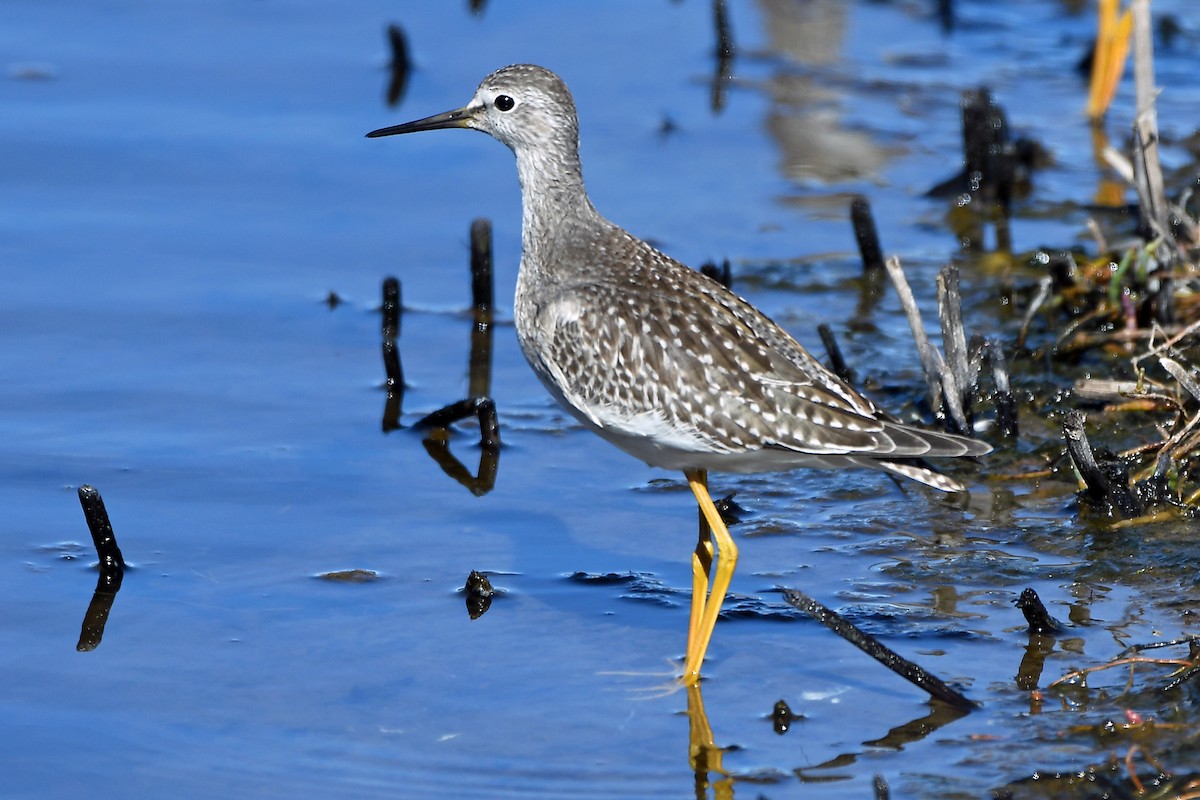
top-left (77, 485), bottom-right (124, 575)
top-left (1062, 410), bottom-right (1144, 518)
top-left (381, 276), bottom-right (401, 341)
top-left (937, 264), bottom-right (974, 436)
top-left (817, 323), bottom-right (855, 386)
top-left (76, 484), bottom-right (126, 653)
top-left (468, 220), bottom-right (496, 399)
top-left (770, 699), bottom-right (803, 735)
top-left (984, 339), bottom-right (1018, 439)
top-left (713, 492), bottom-right (745, 526)
top-left (464, 570), bottom-right (494, 620)
top-left (475, 398), bottom-right (501, 451)
top-left (470, 218), bottom-right (493, 319)
top-left (849, 195), bottom-right (885, 273)
top-left (1014, 588), bottom-right (1064, 635)
top-left (380, 276), bottom-right (404, 431)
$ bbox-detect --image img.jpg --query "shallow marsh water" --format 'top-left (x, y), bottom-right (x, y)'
top-left (4, 1), bottom-right (1200, 797)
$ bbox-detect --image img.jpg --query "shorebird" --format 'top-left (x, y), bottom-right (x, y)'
top-left (367, 64), bottom-right (989, 684)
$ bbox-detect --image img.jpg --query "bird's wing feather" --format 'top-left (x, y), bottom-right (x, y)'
top-left (527, 261), bottom-right (963, 458)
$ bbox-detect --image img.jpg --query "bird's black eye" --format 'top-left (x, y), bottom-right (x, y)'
top-left (494, 95), bottom-right (515, 112)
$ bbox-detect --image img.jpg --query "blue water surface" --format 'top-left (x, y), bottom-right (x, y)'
top-left (3, 1), bottom-right (1199, 797)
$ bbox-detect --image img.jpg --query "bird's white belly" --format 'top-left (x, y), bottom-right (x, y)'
top-left (522, 355), bottom-right (847, 474)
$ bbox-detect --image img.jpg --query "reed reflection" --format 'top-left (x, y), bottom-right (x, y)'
top-left (400, 219), bottom-right (502, 496)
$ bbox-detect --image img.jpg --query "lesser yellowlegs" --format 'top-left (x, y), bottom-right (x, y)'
top-left (368, 64), bottom-right (990, 684)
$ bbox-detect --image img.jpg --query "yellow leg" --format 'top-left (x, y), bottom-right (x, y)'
top-left (681, 468), bottom-right (738, 684)
top-left (686, 470), bottom-right (714, 660)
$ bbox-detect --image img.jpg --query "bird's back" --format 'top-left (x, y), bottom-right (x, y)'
top-left (513, 217), bottom-right (987, 487)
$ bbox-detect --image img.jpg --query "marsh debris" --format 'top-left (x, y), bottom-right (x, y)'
top-left (713, 492), bottom-right (745, 526)
top-left (769, 699), bottom-right (803, 735)
top-left (463, 570), bottom-right (494, 619)
top-left (317, 569), bottom-right (380, 583)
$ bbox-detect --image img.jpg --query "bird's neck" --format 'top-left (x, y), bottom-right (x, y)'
top-left (513, 143), bottom-right (600, 276)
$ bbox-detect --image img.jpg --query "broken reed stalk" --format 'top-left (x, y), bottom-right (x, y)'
top-left (1130, 0), bottom-right (1172, 253)
top-left (77, 485), bottom-right (125, 575)
top-left (781, 587), bottom-right (978, 710)
top-left (1160, 357), bottom-right (1200, 403)
top-left (817, 323), bottom-right (854, 385)
top-left (1062, 410), bottom-right (1106, 498)
top-left (469, 218), bottom-right (494, 319)
top-left (381, 276), bottom-right (404, 431)
top-left (475, 397), bottom-right (501, 451)
top-left (75, 484), bottom-right (126, 651)
top-left (469, 218), bottom-right (495, 399)
top-left (381, 276), bottom-right (403, 385)
top-left (1062, 410), bottom-right (1143, 517)
top-left (417, 395), bottom-right (501, 496)
top-left (987, 340), bottom-right (1018, 438)
top-left (967, 334), bottom-right (986, 405)
top-left (414, 220), bottom-right (501, 481)
top-left (883, 256), bottom-right (945, 418)
top-left (1017, 276), bottom-right (1052, 351)
top-left (381, 276), bottom-right (401, 341)
top-left (937, 265), bottom-right (973, 435)
top-left (416, 397), bottom-right (501, 449)
top-left (850, 196), bottom-right (885, 273)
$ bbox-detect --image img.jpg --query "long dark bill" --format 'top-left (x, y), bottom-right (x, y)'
top-left (366, 106), bottom-right (472, 138)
